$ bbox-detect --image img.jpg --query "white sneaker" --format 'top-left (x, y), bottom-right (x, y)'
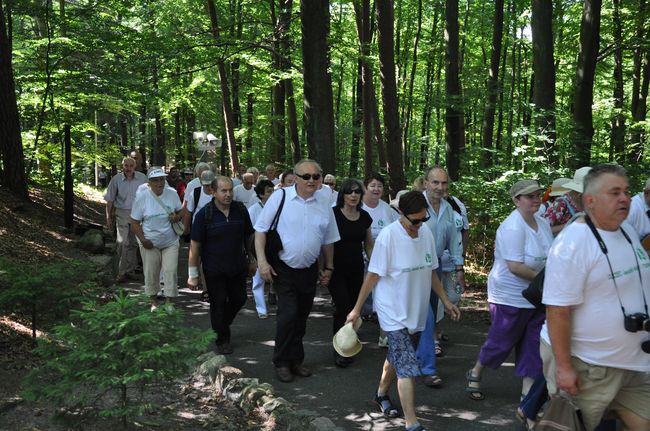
top-left (150, 304), bottom-right (158, 312)
top-left (378, 335), bottom-right (388, 348)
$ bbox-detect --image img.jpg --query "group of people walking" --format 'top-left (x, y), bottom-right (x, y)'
top-left (104, 155), bottom-right (650, 431)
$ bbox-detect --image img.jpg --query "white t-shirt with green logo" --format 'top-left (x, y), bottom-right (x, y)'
top-left (362, 200), bottom-right (399, 240)
top-left (541, 220), bottom-right (650, 372)
top-left (368, 220), bottom-right (439, 333)
top-left (487, 209), bottom-right (553, 309)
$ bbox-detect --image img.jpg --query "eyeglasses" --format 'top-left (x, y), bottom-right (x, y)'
top-left (404, 214), bottom-right (431, 225)
top-left (344, 189), bottom-right (362, 195)
top-left (296, 173), bottom-right (321, 181)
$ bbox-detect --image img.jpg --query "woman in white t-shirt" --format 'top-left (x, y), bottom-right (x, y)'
top-left (248, 180), bottom-right (275, 319)
top-left (465, 179), bottom-right (553, 403)
top-left (346, 192), bottom-right (460, 431)
top-left (130, 168), bottom-right (185, 311)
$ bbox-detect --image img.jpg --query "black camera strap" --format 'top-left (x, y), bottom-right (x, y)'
top-left (584, 215), bottom-right (649, 317)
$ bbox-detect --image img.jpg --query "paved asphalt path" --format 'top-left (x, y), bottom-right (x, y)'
top-left (128, 244), bottom-right (528, 430)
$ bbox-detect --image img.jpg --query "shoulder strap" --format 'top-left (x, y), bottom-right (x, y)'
top-left (149, 189), bottom-right (172, 215)
top-left (446, 196), bottom-right (462, 215)
top-left (193, 186), bottom-right (201, 212)
top-left (270, 189), bottom-right (286, 230)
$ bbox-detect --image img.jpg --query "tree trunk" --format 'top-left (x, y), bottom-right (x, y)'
top-left (531, 0), bottom-right (556, 164)
top-left (631, 47), bottom-right (650, 162)
top-left (445, 0), bottom-right (464, 180)
top-left (207, 0), bottom-right (240, 174)
top-left (376, 0), bottom-right (406, 197)
top-left (270, 0), bottom-right (285, 163)
top-left (354, 0), bottom-right (374, 177)
top-left (401, 0), bottom-right (423, 172)
top-left (350, 62), bottom-right (362, 178)
top-left (610, 0), bottom-right (625, 162)
top-left (245, 92), bottom-right (254, 155)
top-left (0, 0), bottom-right (27, 199)
top-left (152, 62), bottom-right (165, 167)
top-left (285, 79), bottom-right (302, 164)
top-left (300, 0), bottom-right (335, 173)
top-left (480, 0), bottom-right (504, 168)
top-left (571, 0), bottom-right (601, 169)
top-left (419, 4), bottom-right (439, 171)
top-left (630, 0), bottom-right (647, 162)
top-left (495, 13), bottom-right (509, 157)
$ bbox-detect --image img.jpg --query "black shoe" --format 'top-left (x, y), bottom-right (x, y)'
top-left (290, 364), bottom-right (312, 377)
top-left (275, 366), bottom-right (294, 382)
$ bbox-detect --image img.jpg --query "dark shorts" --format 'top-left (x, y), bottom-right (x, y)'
top-left (386, 328), bottom-right (422, 379)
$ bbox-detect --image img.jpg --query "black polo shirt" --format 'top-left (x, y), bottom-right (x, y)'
top-left (192, 201), bottom-right (254, 276)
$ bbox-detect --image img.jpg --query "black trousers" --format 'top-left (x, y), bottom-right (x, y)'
top-left (273, 260), bottom-right (318, 368)
top-left (328, 265), bottom-right (363, 336)
top-left (205, 271), bottom-right (247, 345)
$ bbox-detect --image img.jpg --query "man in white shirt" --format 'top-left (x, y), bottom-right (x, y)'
top-left (266, 163), bottom-right (280, 185)
top-left (104, 156), bottom-right (148, 283)
top-left (184, 162), bottom-right (212, 210)
top-left (626, 177), bottom-right (650, 242)
top-left (233, 172), bottom-right (257, 207)
top-left (255, 159), bottom-right (340, 383)
top-left (541, 164), bottom-right (650, 431)
top-left (323, 174), bottom-right (338, 206)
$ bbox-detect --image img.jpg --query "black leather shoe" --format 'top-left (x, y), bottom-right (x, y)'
top-left (290, 364), bottom-right (312, 377)
top-left (275, 366), bottom-right (294, 383)
top-left (216, 343), bottom-right (233, 355)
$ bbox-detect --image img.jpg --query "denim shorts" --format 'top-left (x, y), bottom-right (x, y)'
top-left (385, 328), bottom-right (422, 379)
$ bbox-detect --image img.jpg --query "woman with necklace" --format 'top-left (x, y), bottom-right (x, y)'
top-left (330, 179), bottom-right (374, 367)
top-left (465, 179), bottom-right (553, 404)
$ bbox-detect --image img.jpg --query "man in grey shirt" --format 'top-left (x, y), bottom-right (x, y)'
top-left (104, 156), bottom-right (147, 282)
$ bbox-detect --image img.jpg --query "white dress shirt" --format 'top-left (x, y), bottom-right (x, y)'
top-left (254, 185), bottom-right (340, 268)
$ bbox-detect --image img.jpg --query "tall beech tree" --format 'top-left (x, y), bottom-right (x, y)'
top-left (531, 0), bottom-right (556, 164)
top-left (445, 0), bottom-right (464, 180)
top-left (0, 0), bottom-right (27, 199)
top-left (207, 0), bottom-right (240, 174)
top-left (376, 0), bottom-right (406, 196)
top-left (480, 0), bottom-right (504, 168)
top-left (300, 0), bottom-right (335, 173)
top-left (571, 0), bottom-right (601, 168)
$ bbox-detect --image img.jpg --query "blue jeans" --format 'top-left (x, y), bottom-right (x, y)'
top-left (415, 303), bottom-right (437, 376)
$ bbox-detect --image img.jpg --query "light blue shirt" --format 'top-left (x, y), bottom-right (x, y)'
top-left (422, 192), bottom-right (464, 267)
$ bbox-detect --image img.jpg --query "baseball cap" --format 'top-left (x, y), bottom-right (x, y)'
top-left (147, 168), bottom-right (167, 179)
top-left (200, 170), bottom-right (216, 185)
top-left (509, 179), bottom-right (543, 198)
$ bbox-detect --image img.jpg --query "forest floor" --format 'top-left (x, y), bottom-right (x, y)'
top-left (0, 184), bottom-right (268, 430)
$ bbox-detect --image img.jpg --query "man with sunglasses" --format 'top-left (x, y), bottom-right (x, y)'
top-left (323, 174), bottom-right (338, 206)
top-left (415, 165), bottom-right (465, 388)
top-left (254, 159), bottom-right (340, 383)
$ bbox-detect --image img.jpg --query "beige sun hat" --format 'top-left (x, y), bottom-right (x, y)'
top-left (333, 319), bottom-right (363, 358)
top-left (563, 167), bottom-right (592, 194)
top-left (548, 177), bottom-right (572, 197)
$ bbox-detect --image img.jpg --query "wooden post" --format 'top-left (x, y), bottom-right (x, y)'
top-left (64, 124), bottom-right (73, 229)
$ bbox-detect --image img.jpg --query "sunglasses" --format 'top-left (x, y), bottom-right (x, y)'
top-left (405, 214), bottom-right (431, 225)
top-left (324, 182), bottom-right (335, 186)
top-left (296, 173), bottom-right (321, 181)
top-left (344, 189), bottom-right (362, 195)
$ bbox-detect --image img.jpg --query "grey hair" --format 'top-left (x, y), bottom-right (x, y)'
top-left (294, 159), bottom-right (322, 174)
top-left (645, 177), bottom-right (650, 190)
top-left (583, 164), bottom-right (627, 196)
top-left (194, 162), bottom-right (211, 176)
top-left (424, 165), bottom-right (447, 180)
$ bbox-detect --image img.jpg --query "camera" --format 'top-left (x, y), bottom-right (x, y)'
top-left (624, 313), bottom-right (650, 333)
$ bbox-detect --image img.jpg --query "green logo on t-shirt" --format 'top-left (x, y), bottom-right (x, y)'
top-left (425, 253), bottom-right (432, 264)
top-left (378, 219), bottom-right (385, 227)
top-left (636, 247), bottom-right (648, 261)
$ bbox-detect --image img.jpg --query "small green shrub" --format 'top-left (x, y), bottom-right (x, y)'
top-left (22, 290), bottom-right (214, 424)
top-left (0, 257), bottom-right (98, 337)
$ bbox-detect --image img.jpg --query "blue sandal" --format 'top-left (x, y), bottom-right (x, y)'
top-left (374, 394), bottom-right (399, 418)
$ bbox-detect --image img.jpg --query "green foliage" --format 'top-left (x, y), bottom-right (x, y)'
top-left (0, 258), bottom-right (98, 337)
top-left (22, 291), bottom-right (214, 422)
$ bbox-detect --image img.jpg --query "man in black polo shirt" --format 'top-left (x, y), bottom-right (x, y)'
top-left (187, 176), bottom-right (255, 355)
